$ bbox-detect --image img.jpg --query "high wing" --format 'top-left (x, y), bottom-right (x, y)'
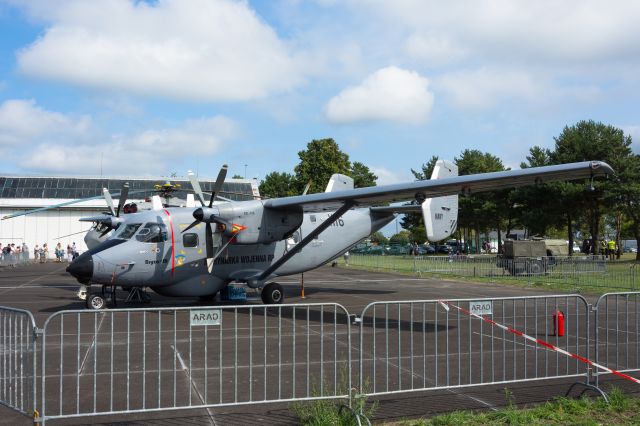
top-left (263, 161), bottom-right (613, 212)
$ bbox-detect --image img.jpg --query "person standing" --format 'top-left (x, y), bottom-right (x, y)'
top-left (21, 242), bottom-right (29, 263)
top-left (55, 242), bottom-right (63, 262)
top-left (608, 239), bottom-right (616, 261)
top-left (41, 243), bottom-right (48, 263)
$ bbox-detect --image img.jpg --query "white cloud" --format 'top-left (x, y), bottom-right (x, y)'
top-left (403, 35), bottom-right (469, 65)
top-left (371, 166), bottom-right (412, 185)
top-left (355, 0), bottom-right (640, 65)
top-left (435, 68), bottom-right (540, 110)
top-left (15, 0), bottom-right (302, 102)
top-left (0, 99), bottom-right (91, 146)
top-left (325, 66), bottom-right (434, 124)
top-left (0, 99), bottom-right (239, 174)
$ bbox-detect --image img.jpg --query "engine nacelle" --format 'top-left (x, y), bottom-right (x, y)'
top-left (197, 201), bottom-right (303, 245)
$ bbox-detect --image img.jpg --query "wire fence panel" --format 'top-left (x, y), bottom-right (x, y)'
top-left (0, 307), bottom-right (37, 417)
top-left (594, 292), bottom-right (640, 385)
top-left (346, 254), bottom-right (637, 291)
top-left (358, 295), bottom-right (591, 397)
top-left (38, 303), bottom-right (352, 423)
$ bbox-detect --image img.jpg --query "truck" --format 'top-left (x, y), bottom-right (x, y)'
top-left (497, 239), bottom-right (568, 275)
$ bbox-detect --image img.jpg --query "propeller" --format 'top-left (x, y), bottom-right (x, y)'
top-left (80, 182), bottom-right (130, 237)
top-left (184, 165), bottom-right (228, 273)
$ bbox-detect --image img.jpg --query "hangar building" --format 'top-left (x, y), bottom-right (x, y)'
top-left (0, 174), bottom-right (259, 256)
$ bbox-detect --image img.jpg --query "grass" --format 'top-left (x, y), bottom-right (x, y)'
top-left (291, 376), bottom-right (378, 426)
top-left (341, 254), bottom-right (640, 295)
top-left (393, 388), bottom-right (639, 425)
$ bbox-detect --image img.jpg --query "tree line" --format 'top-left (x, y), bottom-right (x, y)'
top-left (259, 121), bottom-right (639, 259)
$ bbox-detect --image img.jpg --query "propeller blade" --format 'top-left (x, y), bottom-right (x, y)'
top-left (103, 188), bottom-right (116, 216)
top-left (208, 164), bottom-right (228, 208)
top-left (206, 222), bottom-right (214, 273)
top-left (181, 220), bottom-right (200, 234)
top-left (116, 183), bottom-right (129, 217)
top-left (188, 171), bottom-right (207, 206)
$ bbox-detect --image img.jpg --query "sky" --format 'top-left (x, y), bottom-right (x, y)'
top-left (1, 0), bottom-right (639, 185)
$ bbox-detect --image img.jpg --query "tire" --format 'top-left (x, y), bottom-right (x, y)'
top-left (261, 282), bottom-right (284, 304)
top-left (529, 260), bottom-right (545, 275)
top-left (86, 294), bottom-right (106, 310)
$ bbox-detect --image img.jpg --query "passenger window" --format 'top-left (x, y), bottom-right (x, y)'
top-left (135, 223), bottom-right (168, 243)
top-left (310, 215), bottom-right (316, 223)
top-left (183, 233), bottom-right (198, 247)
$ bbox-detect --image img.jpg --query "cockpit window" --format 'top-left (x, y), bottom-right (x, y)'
top-left (135, 222), bottom-right (168, 243)
top-left (112, 223), bottom-right (142, 240)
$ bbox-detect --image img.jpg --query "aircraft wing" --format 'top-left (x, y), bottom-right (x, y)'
top-left (263, 161), bottom-right (613, 213)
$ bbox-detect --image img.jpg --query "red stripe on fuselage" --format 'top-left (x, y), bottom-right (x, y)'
top-left (164, 209), bottom-right (175, 276)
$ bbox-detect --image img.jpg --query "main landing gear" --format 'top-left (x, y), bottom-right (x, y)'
top-left (261, 282), bottom-right (284, 304)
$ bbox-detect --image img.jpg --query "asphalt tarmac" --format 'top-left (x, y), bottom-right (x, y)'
top-left (0, 261), bottom-right (638, 425)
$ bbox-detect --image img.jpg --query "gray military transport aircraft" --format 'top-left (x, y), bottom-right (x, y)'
top-left (64, 160), bottom-right (612, 309)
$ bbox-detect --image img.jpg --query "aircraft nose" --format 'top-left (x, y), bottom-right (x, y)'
top-left (66, 253), bottom-right (93, 284)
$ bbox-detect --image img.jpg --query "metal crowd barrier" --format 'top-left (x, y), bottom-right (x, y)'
top-left (37, 303), bottom-right (351, 423)
top-left (0, 307), bottom-right (37, 417)
top-left (347, 254), bottom-right (637, 291)
top-left (593, 292), bottom-right (640, 386)
top-left (357, 295), bottom-right (590, 396)
top-left (2, 293), bottom-right (640, 423)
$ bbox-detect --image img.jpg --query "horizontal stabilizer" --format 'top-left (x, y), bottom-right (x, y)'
top-left (325, 174), bottom-right (354, 192)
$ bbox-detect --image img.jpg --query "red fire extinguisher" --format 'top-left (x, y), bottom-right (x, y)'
top-left (553, 310), bottom-right (565, 337)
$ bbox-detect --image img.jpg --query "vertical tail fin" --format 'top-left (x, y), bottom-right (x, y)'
top-left (422, 160), bottom-right (458, 242)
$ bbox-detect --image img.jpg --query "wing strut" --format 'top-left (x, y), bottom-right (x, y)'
top-left (251, 201), bottom-right (354, 285)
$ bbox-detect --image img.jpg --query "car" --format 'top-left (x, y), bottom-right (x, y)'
top-left (365, 245), bottom-right (387, 255)
top-left (387, 245), bottom-right (411, 255)
top-left (416, 245), bottom-right (435, 255)
top-left (435, 245), bottom-right (452, 254)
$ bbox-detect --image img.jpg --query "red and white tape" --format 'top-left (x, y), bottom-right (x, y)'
top-left (438, 300), bottom-right (640, 385)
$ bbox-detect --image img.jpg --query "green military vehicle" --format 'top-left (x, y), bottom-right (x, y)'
top-left (497, 239), bottom-right (568, 275)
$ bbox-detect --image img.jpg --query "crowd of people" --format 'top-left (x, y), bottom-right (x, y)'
top-left (0, 242), bottom-right (77, 267)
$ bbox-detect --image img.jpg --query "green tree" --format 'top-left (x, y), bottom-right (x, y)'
top-left (370, 231), bottom-right (388, 245)
top-left (389, 230), bottom-right (411, 245)
top-left (294, 139), bottom-right (351, 194)
top-left (455, 149), bottom-right (508, 253)
top-left (350, 161), bottom-right (377, 188)
top-left (551, 120), bottom-right (633, 255)
top-left (259, 172), bottom-right (297, 198)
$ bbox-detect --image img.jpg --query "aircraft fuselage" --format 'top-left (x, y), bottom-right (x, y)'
top-left (69, 206), bottom-right (394, 297)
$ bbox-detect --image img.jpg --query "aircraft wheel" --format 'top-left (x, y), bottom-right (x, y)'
top-left (86, 293), bottom-right (106, 310)
top-left (261, 282), bottom-right (284, 304)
